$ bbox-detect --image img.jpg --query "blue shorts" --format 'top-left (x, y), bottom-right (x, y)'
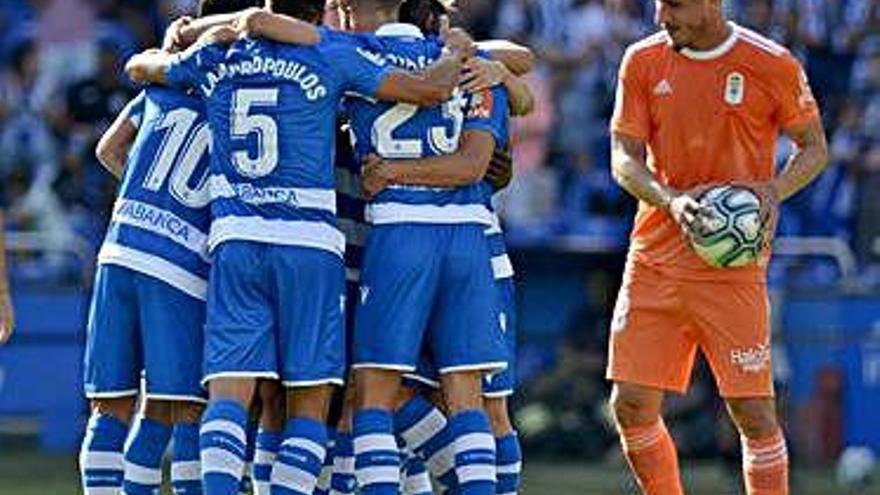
top-left (404, 278), bottom-right (517, 397)
top-left (83, 264), bottom-right (206, 402)
top-left (354, 224), bottom-right (506, 374)
top-left (204, 241), bottom-right (345, 387)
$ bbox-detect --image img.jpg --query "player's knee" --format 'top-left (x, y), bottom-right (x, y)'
top-left (441, 371), bottom-right (483, 414)
top-left (485, 397), bottom-right (514, 436)
top-left (355, 368), bottom-right (402, 410)
top-left (609, 384), bottom-right (662, 428)
top-left (287, 384), bottom-right (334, 422)
top-left (91, 397), bottom-right (137, 424)
top-left (726, 398), bottom-right (779, 439)
top-left (208, 377), bottom-right (257, 408)
top-left (172, 401), bottom-right (206, 425)
top-left (143, 399), bottom-right (175, 426)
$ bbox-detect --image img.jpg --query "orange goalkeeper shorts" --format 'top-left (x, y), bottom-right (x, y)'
top-left (606, 261), bottom-right (774, 398)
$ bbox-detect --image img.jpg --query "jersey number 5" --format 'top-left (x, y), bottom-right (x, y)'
top-left (232, 88), bottom-right (279, 178)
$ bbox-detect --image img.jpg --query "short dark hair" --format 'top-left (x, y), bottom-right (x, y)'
top-left (268, 0), bottom-right (325, 23)
top-left (198, 0), bottom-right (261, 16)
top-left (398, 0), bottom-right (453, 35)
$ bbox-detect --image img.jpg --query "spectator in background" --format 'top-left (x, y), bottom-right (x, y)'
top-left (30, 0), bottom-right (98, 109)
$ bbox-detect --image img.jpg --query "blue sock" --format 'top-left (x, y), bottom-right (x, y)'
top-left (402, 452), bottom-right (433, 495)
top-left (200, 400), bottom-right (249, 495)
top-left (172, 422), bottom-right (202, 495)
top-left (270, 417), bottom-right (328, 494)
top-left (449, 410), bottom-right (496, 495)
top-left (329, 431), bottom-right (356, 495)
top-left (353, 409), bottom-right (400, 495)
top-left (252, 428), bottom-right (279, 495)
top-left (239, 421), bottom-right (257, 494)
top-left (314, 428), bottom-right (336, 495)
top-left (122, 416), bottom-right (173, 495)
top-left (395, 396), bottom-right (456, 490)
top-left (495, 433), bottom-right (522, 495)
top-left (79, 413), bottom-right (129, 494)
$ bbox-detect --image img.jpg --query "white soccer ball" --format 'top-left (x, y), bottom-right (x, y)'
top-left (690, 185), bottom-right (765, 268)
top-left (836, 446), bottom-right (877, 487)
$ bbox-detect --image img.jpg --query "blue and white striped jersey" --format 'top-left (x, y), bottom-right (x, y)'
top-left (334, 118), bottom-right (367, 283)
top-left (98, 87), bottom-right (212, 300)
top-left (165, 30), bottom-right (393, 256)
top-left (346, 23), bottom-right (508, 227)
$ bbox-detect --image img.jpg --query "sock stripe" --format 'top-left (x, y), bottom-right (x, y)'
top-left (456, 463), bottom-right (496, 483)
top-left (202, 419), bottom-right (247, 443)
top-left (357, 465), bottom-right (400, 485)
top-left (333, 455), bottom-right (355, 471)
top-left (83, 469), bottom-right (125, 487)
top-left (497, 461), bottom-right (522, 474)
top-left (282, 437), bottom-right (327, 463)
top-left (202, 447), bottom-right (246, 477)
top-left (272, 462), bottom-right (319, 493)
top-left (354, 433), bottom-right (398, 453)
top-left (171, 461), bottom-right (201, 481)
top-left (85, 488), bottom-right (121, 495)
top-left (456, 432), bottom-right (497, 452)
top-left (82, 451), bottom-right (124, 471)
top-left (425, 444), bottom-right (455, 478)
top-left (400, 409), bottom-right (447, 451)
top-left (255, 448), bottom-right (277, 465)
top-left (123, 461), bottom-right (162, 485)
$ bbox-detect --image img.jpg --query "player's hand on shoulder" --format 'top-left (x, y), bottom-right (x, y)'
top-left (362, 154), bottom-right (393, 199)
top-left (439, 16), bottom-right (476, 59)
top-left (461, 58), bottom-right (509, 93)
top-left (162, 16), bottom-right (193, 53)
top-left (0, 291), bottom-right (15, 345)
top-left (199, 25), bottom-right (239, 47)
top-left (233, 7), bottom-right (269, 38)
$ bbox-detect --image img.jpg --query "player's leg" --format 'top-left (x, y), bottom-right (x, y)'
top-left (129, 273), bottom-right (207, 495)
top-left (484, 278), bottom-right (521, 495)
top-left (397, 362), bottom-right (458, 491)
top-left (252, 380), bottom-right (285, 495)
top-left (329, 377), bottom-right (358, 495)
top-left (123, 400), bottom-right (175, 495)
top-left (432, 224), bottom-right (511, 495)
top-left (172, 400), bottom-right (207, 495)
top-left (202, 242), bottom-right (279, 495)
top-left (80, 264), bottom-right (140, 495)
top-left (352, 226), bottom-right (439, 495)
top-left (269, 245), bottom-right (349, 495)
top-left (689, 281), bottom-right (787, 495)
top-left (607, 263), bottom-right (697, 495)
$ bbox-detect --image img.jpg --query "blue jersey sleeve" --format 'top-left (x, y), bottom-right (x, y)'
top-left (321, 33), bottom-right (394, 98)
top-left (165, 43), bottom-right (226, 93)
top-left (122, 91), bottom-right (147, 129)
top-left (463, 85), bottom-right (509, 149)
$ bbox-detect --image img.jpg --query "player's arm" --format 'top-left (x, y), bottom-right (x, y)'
top-left (374, 48), bottom-right (466, 106)
top-left (163, 10), bottom-right (258, 51)
top-left (233, 9), bottom-right (320, 46)
top-left (127, 26), bottom-right (237, 85)
top-left (96, 102), bottom-right (140, 179)
top-left (773, 119), bottom-right (829, 201)
top-left (0, 209), bottom-right (12, 345)
top-left (476, 39), bottom-right (535, 76)
top-left (460, 57), bottom-right (534, 116)
top-left (362, 129), bottom-right (495, 196)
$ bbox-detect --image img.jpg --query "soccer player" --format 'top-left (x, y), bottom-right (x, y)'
top-left (79, 3), bottom-right (263, 495)
top-left (126, 2), bottom-right (469, 493)
top-left (608, 1), bottom-right (828, 494)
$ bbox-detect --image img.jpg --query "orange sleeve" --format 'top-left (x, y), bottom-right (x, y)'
top-left (611, 48), bottom-right (651, 140)
top-left (771, 54), bottom-right (821, 129)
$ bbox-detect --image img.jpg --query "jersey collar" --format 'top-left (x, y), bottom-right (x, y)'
top-left (375, 23), bottom-right (425, 39)
top-left (679, 22), bottom-right (739, 61)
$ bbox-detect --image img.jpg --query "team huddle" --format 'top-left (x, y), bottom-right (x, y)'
top-left (76, 0), bottom-right (830, 494)
top-left (81, 1), bottom-right (530, 494)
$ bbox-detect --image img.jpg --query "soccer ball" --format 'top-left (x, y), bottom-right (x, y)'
top-left (690, 185), bottom-right (765, 268)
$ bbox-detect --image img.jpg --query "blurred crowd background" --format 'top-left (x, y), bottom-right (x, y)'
top-left (0, 0), bottom-right (878, 490)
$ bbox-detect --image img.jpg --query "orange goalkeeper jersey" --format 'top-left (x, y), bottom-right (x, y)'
top-left (611, 23), bottom-right (820, 283)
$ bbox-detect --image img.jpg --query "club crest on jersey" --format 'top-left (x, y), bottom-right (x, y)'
top-left (467, 90), bottom-right (494, 119)
top-left (724, 72), bottom-right (745, 105)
